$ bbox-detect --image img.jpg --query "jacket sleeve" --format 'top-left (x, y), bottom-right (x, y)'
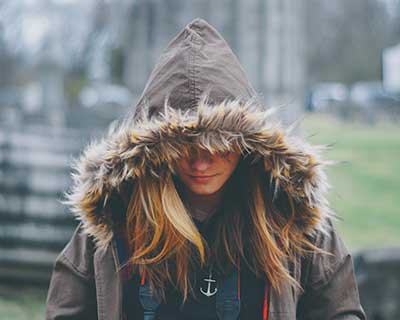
top-left (45, 222), bottom-right (98, 320)
top-left (297, 219), bottom-right (367, 320)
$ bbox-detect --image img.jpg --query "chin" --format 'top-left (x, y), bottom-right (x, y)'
top-left (188, 183), bottom-right (223, 196)
top-left (191, 188), bottom-right (218, 196)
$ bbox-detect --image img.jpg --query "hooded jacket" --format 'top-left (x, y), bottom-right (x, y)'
top-left (45, 18), bottom-right (366, 320)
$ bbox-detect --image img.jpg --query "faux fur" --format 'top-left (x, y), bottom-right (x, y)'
top-left (63, 95), bottom-right (338, 250)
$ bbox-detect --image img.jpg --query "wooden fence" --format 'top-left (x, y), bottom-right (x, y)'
top-left (0, 126), bottom-right (88, 284)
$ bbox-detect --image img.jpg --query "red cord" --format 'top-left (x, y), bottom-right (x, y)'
top-left (140, 269), bottom-right (146, 285)
top-left (262, 283), bottom-right (269, 320)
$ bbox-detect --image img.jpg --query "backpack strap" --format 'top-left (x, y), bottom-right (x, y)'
top-left (216, 257), bottom-right (270, 320)
top-left (139, 271), bottom-right (162, 320)
top-left (216, 259), bottom-right (241, 320)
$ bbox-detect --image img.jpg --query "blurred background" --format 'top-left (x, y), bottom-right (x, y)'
top-left (0, 0), bottom-right (399, 319)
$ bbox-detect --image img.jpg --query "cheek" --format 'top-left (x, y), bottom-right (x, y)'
top-left (221, 155), bottom-right (240, 173)
top-left (175, 159), bottom-right (188, 174)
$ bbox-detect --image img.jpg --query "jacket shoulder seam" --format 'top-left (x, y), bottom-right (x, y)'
top-left (59, 252), bottom-right (93, 280)
top-left (309, 252), bottom-right (349, 289)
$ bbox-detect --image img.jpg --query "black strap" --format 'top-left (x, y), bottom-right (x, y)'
top-left (216, 267), bottom-right (241, 320)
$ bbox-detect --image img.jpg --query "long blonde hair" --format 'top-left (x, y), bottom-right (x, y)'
top-left (125, 153), bottom-right (323, 302)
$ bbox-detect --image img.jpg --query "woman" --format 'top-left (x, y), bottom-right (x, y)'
top-left (45, 18), bottom-right (366, 319)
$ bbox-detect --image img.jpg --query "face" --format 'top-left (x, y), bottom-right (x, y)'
top-left (174, 148), bottom-right (241, 196)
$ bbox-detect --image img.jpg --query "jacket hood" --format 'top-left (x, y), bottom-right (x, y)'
top-left (65, 18), bottom-right (337, 249)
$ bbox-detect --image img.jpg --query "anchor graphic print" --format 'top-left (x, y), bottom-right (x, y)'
top-left (200, 266), bottom-right (217, 297)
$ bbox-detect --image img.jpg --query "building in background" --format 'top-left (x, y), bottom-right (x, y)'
top-left (382, 42), bottom-right (400, 94)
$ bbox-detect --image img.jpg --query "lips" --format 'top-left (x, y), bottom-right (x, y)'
top-left (188, 174), bottom-right (218, 183)
top-left (190, 175), bottom-right (216, 178)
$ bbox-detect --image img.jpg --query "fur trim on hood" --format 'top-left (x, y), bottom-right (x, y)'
top-left (64, 18), bottom-right (338, 250)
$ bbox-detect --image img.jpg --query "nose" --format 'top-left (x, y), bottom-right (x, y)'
top-left (189, 152), bottom-right (212, 172)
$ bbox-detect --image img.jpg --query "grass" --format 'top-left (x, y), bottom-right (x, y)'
top-left (302, 113), bottom-right (400, 251)
top-left (0, 284), bottom-right (48, 320)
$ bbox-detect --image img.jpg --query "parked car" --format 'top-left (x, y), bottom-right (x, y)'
top-left (349, 81), bottom-right (399, 109)
top-left (306, 82), bottom-right (349, 112)
top-left (79, 83), bottom-right (134, 112)
top-left (76, 83), bottom-right (135, 128)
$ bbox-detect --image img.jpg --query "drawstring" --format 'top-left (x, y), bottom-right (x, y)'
top-left (141, 269), bottom-right (146, 285)
top-left (263, 282), bottom-right (269, 320)
top-left (139, 256), bottom-right (269, 320)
